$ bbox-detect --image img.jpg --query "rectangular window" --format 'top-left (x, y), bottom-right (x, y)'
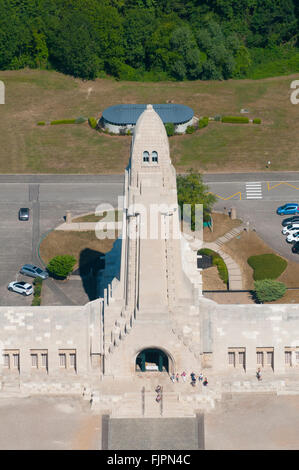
top-left (41, 353), bottom-right (48, 368)
top-left (69, 353), bottom-right (76, 370)
top-left (59, 354), bottom-right (66, 368)
top-left (285, 351), bottom-right (292, 365)
top-left (267, 351), bottom-right (273, 366)
top-left (3, 354), bottom-right (9, 368)
top-left (239, 352), bottom-right (245, 366)
top-left (256, 352), bottom-right (264, 365)
top-left (13, 354), bottom-right (19, 369)
top-left (228, 352), bottom-right (235, 366)
top-left (31, 354), bottom-right (38, 368)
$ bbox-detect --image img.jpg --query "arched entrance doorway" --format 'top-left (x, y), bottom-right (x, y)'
top-left (136, 348), bottom-right (170, 372)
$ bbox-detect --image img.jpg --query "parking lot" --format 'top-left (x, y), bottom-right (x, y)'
top-left (0, 177), bottom-right (124, 306)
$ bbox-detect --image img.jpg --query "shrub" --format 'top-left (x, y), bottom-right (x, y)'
top-left (37, 121), bottom-right (46, 126)
top-left (214, 115), bottom-right (221, 121)
top-left (32, 296), bottom-right (41, 306)
top-left (75, 116), bottom-right (87, 124)
top-left (221, 116), bottom-right (249, 124)
top-left (198, 248), bottom-right (228, 285)
top-left (50, 119), bottom-right (76, 125)
top-left (47, 255), bottom-right (76, 279)
top-left (165, 122), bottom-right (175, 136)
top-left (254, 279), bottom-right (286, 303)
top-left (88, 117), bottom-right (98, 129)
top-left (198, 117), bottom-right (209, 129)
top-left (253, 118), bottom-right (261, 124)
top-left (247, 254), bottom-right (287, 280)
top-left (186, 125), bottom-right (195, 134)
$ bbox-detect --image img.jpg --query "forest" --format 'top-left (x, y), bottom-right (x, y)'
top-left (0, 0), bottom-right (299, 81)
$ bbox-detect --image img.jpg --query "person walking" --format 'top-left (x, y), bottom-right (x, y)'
top-left (176, 373), bottom-right (179, 383)
top-left (198, 373), bottom-right (203, 382)
top-left (181, 371), bottom-right (187, 383)
top-left (170, 373), bottom-right (175, 383)
top-left (256, 368), bottom-right (262, 381)
top-left (190, 372), bottom-right (196, 387)
top-left (203, 377), bottom-right (208, 386)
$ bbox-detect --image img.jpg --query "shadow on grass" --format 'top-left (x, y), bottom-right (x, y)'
top-left (77, 238), bottom-right (122, 301)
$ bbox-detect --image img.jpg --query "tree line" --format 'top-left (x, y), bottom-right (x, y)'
top-left (0, 0), bottom-right (298, 80)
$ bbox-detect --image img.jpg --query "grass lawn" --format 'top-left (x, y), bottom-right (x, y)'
top-left (39, 231), bottom-right (116, 269)
top-left (247, 253), bottom-right (287, 280)
top-left (0, 69), bottom-right (298, 173)
top-left (72, 210), bottom-right (122, 223)
top-left (203, 212), bottom-right (242, 242)
top-left (221, 230), bottom-right (299, 302)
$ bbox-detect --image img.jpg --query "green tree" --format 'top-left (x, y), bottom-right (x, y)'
top-left (177, 171), bottom-right (216, 230)
top-left (254, 279), bottom-right (286, 303)
top-left (47, 255), bottom-right (76, 279)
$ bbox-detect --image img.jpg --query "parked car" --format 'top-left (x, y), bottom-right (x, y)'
top-left (18, 208), bottom-right (29, 221)
top-left (277, 204), bottom-right (299, 215)
top-left (8, 281), bottom-right (33, 296)
top-left (292, 241), bottom-right (299, 253)
top-left (282, 223), bottom-right (299, 235)
top-left (282, 216), bottom-right (299, 227)
top-left (286, 231), bottom-right (299, 243)
top-left (20, 264), bottom-right (49, 279)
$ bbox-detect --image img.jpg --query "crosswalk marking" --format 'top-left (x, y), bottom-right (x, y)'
top-left (246, 182), bottom-right (262, 199)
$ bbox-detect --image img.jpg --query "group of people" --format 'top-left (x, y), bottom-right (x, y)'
top-left (155, 384), bottom-right (163, 402)
top-left (170, 371), bottom-right (208, 387)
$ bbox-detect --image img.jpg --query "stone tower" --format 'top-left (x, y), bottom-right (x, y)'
top-left (102, 105), bottom-right (202, 377)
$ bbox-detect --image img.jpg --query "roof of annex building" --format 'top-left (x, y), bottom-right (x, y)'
top-left (102, 103), bottom-right (194, 125)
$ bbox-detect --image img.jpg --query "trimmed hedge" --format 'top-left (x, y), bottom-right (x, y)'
top-left (254, 279), bottom-right (286, 303)
top-left (198, 248), bottom-right (228, 285)
top-left (32, 278), bottom-right (43, 306)
top-left (186, 125), bottom-right (195, 134)
top-left (75, 116), bottom-right (87, 124)
top-left (253, 118), bottom-right (261, 124)
top-left (198, 116), bottom-right (209, 129)
top-left (37, 121), bottom-right (46, 126)
top-left (50, 119), bottom-right (76, 125)
top-left (88, 117), bottom-right (98, 129)
top-left (165, 122), bottom-right (175, 136)
top-left (221, 116), bottom-right (249, 123)
top-left (247, 253), bottom-right (287, 281)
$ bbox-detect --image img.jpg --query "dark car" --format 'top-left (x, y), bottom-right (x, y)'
top-left (282, 216), bottom-right (299, 227)
top-left (292, 241), bottom-right (299, 253)
top-left (19, 208), bottom-right (29, 221)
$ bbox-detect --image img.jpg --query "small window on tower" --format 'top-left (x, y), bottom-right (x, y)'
top-left (152, 151), bottom-right (158, 163)
top-left (143, 151), bottom-right (149, 162)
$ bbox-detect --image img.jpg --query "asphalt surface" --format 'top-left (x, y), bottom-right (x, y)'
top-left (0, 176), bottom-right (124, 306)
top-left (1, 171), bottom-right (299, 306)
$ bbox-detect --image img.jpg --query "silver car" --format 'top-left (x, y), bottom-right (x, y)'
top-left (20, 264), bottom-right (49, 279)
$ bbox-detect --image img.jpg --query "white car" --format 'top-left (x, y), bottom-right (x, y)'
top-left (8, 281), bottom-right (33, 296)
top-left (286, 231), bottom-right (299, 243)
top-left (282, 223), bottom-right (299, 235)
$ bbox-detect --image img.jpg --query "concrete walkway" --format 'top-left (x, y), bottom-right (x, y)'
top-left (202, 225), bottom-right (245, 290)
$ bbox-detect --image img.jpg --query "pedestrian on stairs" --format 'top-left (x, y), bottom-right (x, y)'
top-left (256, 368), bottom-right (262, 381)
top-left (170, 373), bottom-right (175, 383)
top-left (198, 373), bottom-right (203, 383)
top-left (203, 377), bottom-right (208, 387)
top-left (181, 371), bottom-right (186, 382)
top-left (176, 373), bottom-right (179, 383)
top-left (190, 372), bottom-right (196, 387)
